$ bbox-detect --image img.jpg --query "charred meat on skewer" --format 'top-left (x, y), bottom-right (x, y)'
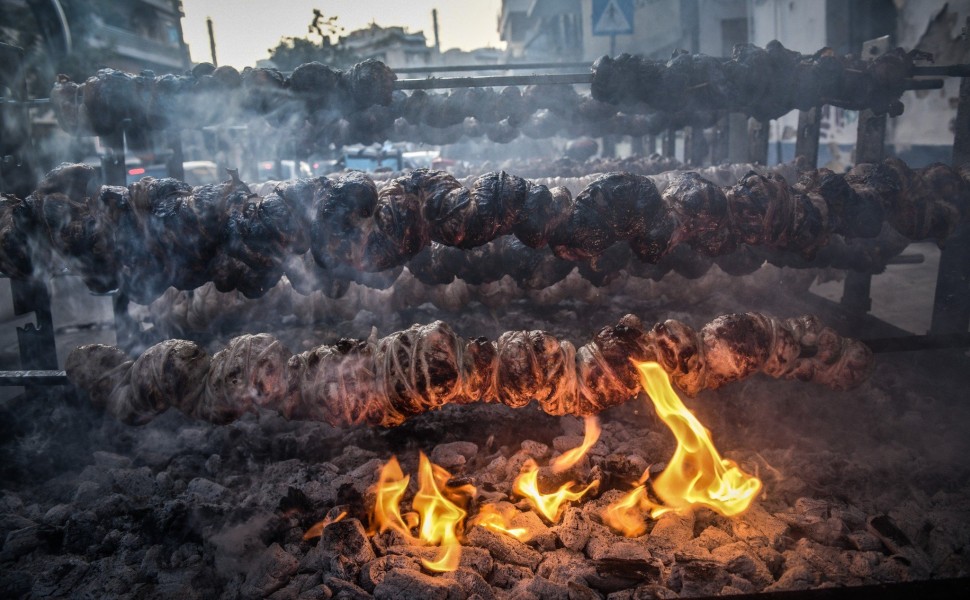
top-left (67, 312), bottom-right (872, 427)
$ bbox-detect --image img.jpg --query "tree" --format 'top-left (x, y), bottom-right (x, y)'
top-left (267, 10), bottom-right (360, 71)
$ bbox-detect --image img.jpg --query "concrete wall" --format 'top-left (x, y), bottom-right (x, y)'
top-left (889, 0), bottom-right (970, 150)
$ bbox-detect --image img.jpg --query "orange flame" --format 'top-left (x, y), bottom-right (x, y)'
top-left (369, 456), bottom-right (417, 539)
top-left (468, 504), bottom-right (530, 541)
top-left (550, 416), bottom-right (601, 473)
top-left (633, 361), bottom-right (761, 518)
top-left (302, 510), bottom-right (348, 540)
top-left (513, 458), bottom-right (598, 523)
top-left (603, 486), bottom-right (649, 537)
top-left (413, 452), bottom-right (475, 572)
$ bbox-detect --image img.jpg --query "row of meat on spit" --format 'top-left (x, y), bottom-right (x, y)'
top-left (0, 158), bottom-right (965, 304)
top-left (66, 311), bottom-right (872, 427)
top-left (49, 42), bottom-right (930, 147)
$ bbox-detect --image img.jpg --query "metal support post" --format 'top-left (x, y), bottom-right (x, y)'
top-left (662, 128), bottom-right (676, 159)
top-left (747, 118), bottom-right (769, 165)
top-left (166, 130), bottom-right (185, 180)
top-left (930, 19), bottom-right (970, 334)
top-left (794, 106), bottom-right (821, 168)
top-left (841, 36), bottom-right (889, 315)
top-left (101, 129), bottom-right (138, 351)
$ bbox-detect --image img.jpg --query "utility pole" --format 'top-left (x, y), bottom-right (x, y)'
top-left (207, 16), bottom-right (218, 66)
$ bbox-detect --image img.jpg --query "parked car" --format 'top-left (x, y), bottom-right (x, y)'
top-left (256, 160), bottom-right (313, 181)
top-left (126, 161), bottom-right (221, 186)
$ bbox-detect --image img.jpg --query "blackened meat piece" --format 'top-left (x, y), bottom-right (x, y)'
top-left (241, 66), bottom-right (290, 123)
top-left (289, 61), bottom-right (345, 111)
top-left (495, 87), bottom-right (528, 126)
top-left (345, 59), bottom-right (396, 108)
top-left (495, 329), bottom-right (573, 411)
top-left (201, 334), bottom-right (293, 423)
top-left (551, 172), bottom-right (660, 260)
top-left (29, 164), bottom-right (119, 293)
top-left (69, 311), bottom-right (873, 428)
top-left (0, 194), bottom-right (45, 280)
top-left (663, 172), bottom-right (735, 256)
top-left (591, 41), bottom-right (920, 119)
top-left (843, 163), bottom-right (897, 238)
top-left (64, 344), bottom-right (129, 410)
top-left (417, 169), bottom-right (528, 248)
top-left (81, 69), bottom-right (145, 136)
top-left (521, 109), bottom-right (560, 139)
top-left (376, 321), bottom-right (465, 418)
top-left (310, 171), bottom-right (381, 271)
top-left (50, 75), bottom-right (85, 134)
top-left (879, 159), bottom-right (967, 241)
top-left (131, 339), bottom-right (209, 418)
top-left (484, 119), bottom-right (519, 144)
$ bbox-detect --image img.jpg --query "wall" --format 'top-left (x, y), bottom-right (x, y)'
top-left (889, 0), bottom-right (970, 152)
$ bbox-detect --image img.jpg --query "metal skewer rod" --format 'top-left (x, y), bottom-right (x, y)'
top-left (394, 72), bottom-right (593, 90)
top-left (904, 78), bottom-right (945, 90)
top-left (394, 62), bottom-right (590, 74)
top-left (394, 73), bottom-right (941, 92)
top-left (911, 64), bottom-right (970, 77)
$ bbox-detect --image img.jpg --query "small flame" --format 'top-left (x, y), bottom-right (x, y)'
top-left (550, 416), bottom-right (601, 473)
top-left (469, 504), bottom-right (530, 541)
top-left (413, 452), bottom-right (475, 572)
top-left (513, 458), bottom-right (598, 523)
top-left (369, 456), bottom-right (417, 539)
top-left (634, 361), bottom-right (762, 518)
top-left (603, 486), bottom-right (649, 537)
top-left (302, 510), bottom-right (347, 540)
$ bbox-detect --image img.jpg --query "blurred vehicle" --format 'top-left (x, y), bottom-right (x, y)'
top-left (402, 150), bottom-right (439, 169)
top-left (343, 146), bottom-right (403, 172)
top-left (182, 161), bottom-right (220, 186)
top-left (257, 160), bottom-right (313, 181)
top-left (310, 158), bottom-right (343, 176)
top-left (126, 161), bottom-right (221, 186)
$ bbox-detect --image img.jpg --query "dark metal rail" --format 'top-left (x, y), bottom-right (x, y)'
top-left (394, 61), bottom-right (590, 74)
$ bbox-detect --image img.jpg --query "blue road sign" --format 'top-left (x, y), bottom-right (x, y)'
top-left (592, 0), bottom-right (634, 36)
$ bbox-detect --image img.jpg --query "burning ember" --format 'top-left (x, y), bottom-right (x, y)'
top-left (604, 361), bottom-right (762, 535)
top-left (337, 363), bottom-right (761, 572)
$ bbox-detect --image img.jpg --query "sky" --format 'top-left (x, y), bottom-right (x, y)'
top-left (180, 0), bottom-right (505, 68)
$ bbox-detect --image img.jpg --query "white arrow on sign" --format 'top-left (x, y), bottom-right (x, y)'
top-left (593, 0), bottom-right (633, 35)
